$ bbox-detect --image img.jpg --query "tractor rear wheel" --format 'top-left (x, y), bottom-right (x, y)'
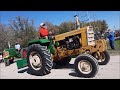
top-left (74, 54), bottom-right (99, 78)
top-left (27, 44), bottom-right (53, 76)
top-left (54, 57), bottom-right (71, 66)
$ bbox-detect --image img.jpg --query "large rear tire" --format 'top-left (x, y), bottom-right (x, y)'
top-left (74, 54), bottom-right (99, 78)
top-left (54, 57), bottom-right (71, 66)
top-left (27, 44), bottom-right (53, 76)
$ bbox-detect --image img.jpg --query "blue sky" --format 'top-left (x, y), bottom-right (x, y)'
top-left (0, 11), bottom-right (120, 30)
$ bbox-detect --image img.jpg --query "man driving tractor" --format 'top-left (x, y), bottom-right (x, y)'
top-left (39, 23), bottom-right (49, 39)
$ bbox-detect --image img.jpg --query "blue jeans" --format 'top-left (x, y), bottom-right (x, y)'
top-left (109, 40), bottom-right (115, 49)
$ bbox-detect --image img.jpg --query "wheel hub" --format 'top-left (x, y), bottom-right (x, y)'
top-left (29, 52), bottom-right (42, 70)
top-left (78, 60), bottom-right (92, 74)
top-left (94, 52), bottom-right (105, 62)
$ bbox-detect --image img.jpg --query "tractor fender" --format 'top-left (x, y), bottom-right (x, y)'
top-left (28, 39), bottom-right (50, 46)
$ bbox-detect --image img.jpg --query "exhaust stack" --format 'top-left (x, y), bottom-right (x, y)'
top-left (74, 15), bottom-right (80, 30)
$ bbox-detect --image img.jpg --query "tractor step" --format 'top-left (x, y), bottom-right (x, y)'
top-left (15, 58), bottom-right (27, 69)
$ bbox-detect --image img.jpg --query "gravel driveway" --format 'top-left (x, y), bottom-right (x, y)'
top-left (0, 55), bottom-right (120, 79)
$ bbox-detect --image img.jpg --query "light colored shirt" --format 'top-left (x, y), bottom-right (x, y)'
top-left (15, 44), bottom-right (20, 50)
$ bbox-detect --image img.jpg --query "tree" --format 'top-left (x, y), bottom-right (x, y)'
top-left (100, 20), bottom-right (108, 33)
top-left (81, 20), bottom-right (108, 34)
top-left (44, 21), bottom-right (60, 35)
top-left (59, 21), bottom-right (75, 34)
top-left (0, 24), bottom-right (15, 51)
top-left (0, 24), bottom-right (7, 51)
top-left (9, 16), bottom-right (37, 47)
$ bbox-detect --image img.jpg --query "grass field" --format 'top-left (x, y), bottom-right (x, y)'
top-left (107, 39), bottom-right (120, 55)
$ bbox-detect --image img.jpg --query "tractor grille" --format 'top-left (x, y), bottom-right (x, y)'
top-left (87, 26), bottom-right (95, 46)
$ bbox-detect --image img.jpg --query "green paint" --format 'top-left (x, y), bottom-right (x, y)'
top-left (16, 39), bottom-right (55, 69)
top-left (71, 55), bottom-right (78, 58)
top-left (54, 41), bottom-right (59, 47)
top-left (16, 58), bottom-right (27, 69)
top-left (4, 48), bottom-right (21, 59)
top-left (28, 39), bottom-right (55, 54)
top-left (48, 40), bottom-right (55, 54)
top-left (28, 39), bottom-right (50, 46)
top-left (4, 48), bottom-right (17, 59)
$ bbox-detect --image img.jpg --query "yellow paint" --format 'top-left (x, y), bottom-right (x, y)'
top-left (54, 27), bottom-right (87, 41)
top-left (52, 26), bottom-right (107, 61)
top-left (81, 29), bottom-right (87, 46)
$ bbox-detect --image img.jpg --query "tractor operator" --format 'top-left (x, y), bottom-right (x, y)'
top-left (39, 23), bottom-right (48, 39)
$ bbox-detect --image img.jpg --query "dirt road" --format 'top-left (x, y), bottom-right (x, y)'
top-left (0, 55), bottom-right (120, 79)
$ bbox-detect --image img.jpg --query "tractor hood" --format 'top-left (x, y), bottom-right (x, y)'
top-left (3, 48), bottom-right (17, 59)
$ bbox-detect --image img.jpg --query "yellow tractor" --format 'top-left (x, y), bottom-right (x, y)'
top-left (51, 26), bottom-right (110, 77)
top-left (16, 16), bottom-right (110, 78)
top-left (24, 25), bottom-right (110, 78)
top-left (53, 26), bottom-right (109, 65)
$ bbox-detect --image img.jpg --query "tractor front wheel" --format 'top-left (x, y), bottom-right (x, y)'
top-left (93, 50), bottom-right (110, 65)
top-left (74, 54), bottom-right (99, 78)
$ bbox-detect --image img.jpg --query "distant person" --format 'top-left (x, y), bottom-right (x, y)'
top-left (39, 23), bottom-right (48, 39)
top-left (15, 42), bottom-right (21, 51)
top-left (107, 29), bottom-right (115, 50)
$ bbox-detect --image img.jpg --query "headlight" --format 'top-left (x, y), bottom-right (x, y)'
top-left (3, 50), bottom-right (9, 59)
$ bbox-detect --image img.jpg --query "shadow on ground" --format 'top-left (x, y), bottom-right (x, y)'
top-left (17, 63), bottom-right (80, 77)
top-left (52, 63), bottom-right (74, 69)
top-left (18, 63), bottom-right (74, 73)
top-left (69, 72), bottom-right (80, 77)
top-left (18, 67), bottom-right (40, 76)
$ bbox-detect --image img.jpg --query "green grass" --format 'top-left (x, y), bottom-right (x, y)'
top-left (107, 39), bottom-right (120, 56)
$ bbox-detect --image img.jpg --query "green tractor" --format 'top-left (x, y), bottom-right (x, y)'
top-left (3, 48), bottom-right (27, 66)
